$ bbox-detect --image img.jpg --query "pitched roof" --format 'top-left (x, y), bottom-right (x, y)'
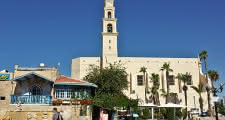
top-left (56, 76), bottom-right (82, 83)
top-left (55, 76), bottom-right (97, 88)
top-left (14, 72), bottom-right (53, 82)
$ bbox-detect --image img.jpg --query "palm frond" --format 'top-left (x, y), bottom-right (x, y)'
top-left (199, 50), bottom-right (208, 60)
top-left (208, 70), bottom-right (219, 82)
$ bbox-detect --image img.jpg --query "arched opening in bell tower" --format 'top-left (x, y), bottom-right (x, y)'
top-left (108, 12), bottom-right (112, 18)
top-left (107, 24), bottom-right (113, 33)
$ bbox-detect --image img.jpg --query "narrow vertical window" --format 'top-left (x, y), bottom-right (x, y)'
top-left (109, 40), bottom-right (111, 43)
top-left (168, 75), bottom-right (175, 85)
top-left (108, 12), bottom-right (112, 19)
top-left (109, 46), bottom-right (111, 50)
top-left (107, 24), bottom-right (113, 33)
top-left (137, 75), bottom-right (144, 86)
top-left (187, 76), bottom-right (193, 85)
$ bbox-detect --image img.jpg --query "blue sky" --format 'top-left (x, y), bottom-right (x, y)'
top-left (0, 0), bottom-right (225, 95)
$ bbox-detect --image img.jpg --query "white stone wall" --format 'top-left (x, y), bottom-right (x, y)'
top-left (71, 57), bottom-right (101, 80)
top-left (102, 34), bottom-right (118, 57)
top-left (71, 56), bottom-right (209, 111)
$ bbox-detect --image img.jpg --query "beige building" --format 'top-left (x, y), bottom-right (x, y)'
top-left (0, 64), bottom-right (96, 120)
top-left (0, 70), bottom-right (14, 107)
top-left (72, 0), bottom-right (210, 112)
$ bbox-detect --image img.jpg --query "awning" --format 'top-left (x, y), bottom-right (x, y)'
top-left (138, 103), bottom-right (158, 107)
top-left (159, 103), bottom-right (185, 108)
top-left (55, 82), bottom-right (97, 88)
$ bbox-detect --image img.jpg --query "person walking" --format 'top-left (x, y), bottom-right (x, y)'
top-left (52, 108), bottom-right (63, 120)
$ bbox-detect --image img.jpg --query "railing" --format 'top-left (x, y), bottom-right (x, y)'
top-left (11, 95), bottom-right (52, 104)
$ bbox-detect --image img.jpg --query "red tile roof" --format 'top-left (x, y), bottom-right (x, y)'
top-left (56, 76), bottom-right (83, 83)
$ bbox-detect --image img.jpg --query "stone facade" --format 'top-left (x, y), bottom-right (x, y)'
top-left (1, 105), bottom-right (88, 120)
top-left (0, 72), bottom-right (14, 107)
top-left (71, 0), bottom-right (211, 112)
top-left (0, 81), bottom-right (14, 107)
top-left (0, 65), bottom-right (94, 120)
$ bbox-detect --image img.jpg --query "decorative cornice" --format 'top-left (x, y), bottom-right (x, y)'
top-left (102, 18), bottom-right (117, 21)
top-left (102, 32), bottom-right (119, 36)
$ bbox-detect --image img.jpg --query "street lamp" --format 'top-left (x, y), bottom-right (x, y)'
top-left (205, 83), bottom-right (225, 120)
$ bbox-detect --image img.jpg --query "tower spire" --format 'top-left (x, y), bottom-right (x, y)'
top-left (102, 0), bottom-right (118, 58)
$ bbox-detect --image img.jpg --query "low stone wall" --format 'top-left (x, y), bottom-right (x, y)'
top-left (0, 105), bottom-right (92, 120)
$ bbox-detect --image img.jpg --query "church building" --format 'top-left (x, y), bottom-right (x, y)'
top-left (71, 0), bottom-right (210, 112)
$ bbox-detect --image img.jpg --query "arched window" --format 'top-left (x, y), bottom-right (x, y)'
top-left (107, 24), bottom-right (113, 33)
top-left (31, 85), bottom-right (42, 95)
top-left (108, 12), bottom-right (112, 19)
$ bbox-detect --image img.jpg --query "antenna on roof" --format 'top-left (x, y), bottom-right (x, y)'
top-left (57, 62), bottom-right (61, 68)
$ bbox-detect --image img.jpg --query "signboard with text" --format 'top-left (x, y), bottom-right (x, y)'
top-left (0, 73), bottom-right (10, 80)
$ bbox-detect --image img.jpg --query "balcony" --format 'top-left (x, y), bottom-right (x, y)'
top-left (11, 95), bottom-right (52, 104)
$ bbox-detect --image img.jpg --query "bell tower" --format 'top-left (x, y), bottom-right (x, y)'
top-left (102, 0), bottom-right (118, 59)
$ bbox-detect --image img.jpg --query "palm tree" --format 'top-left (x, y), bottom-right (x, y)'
top-left (161, 63), bottom-right (173, 104)
top-left (140, 66), bottom-right (147, 103)
top-left (150, 73), bottom-right (160, 105)
top-left (177, 72), bottom-right (192, 117)
top-left (191, 84), bottom-right (204, 115)
top-left (208, 70), bottom-right (219, 89)
top-left (160, 68), bottom-right (165, 90)
top-left (177, 73), bottom-right (182, 93)
top-left (160, 89), bottom-right (168, 104)
top-left (199, 50), bottom-right (211, 114)
top-left (160, 89), bottom-right (178, 104)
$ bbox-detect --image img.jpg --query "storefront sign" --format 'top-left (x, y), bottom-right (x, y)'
top-left (0, 74), bottom-right (10, 80)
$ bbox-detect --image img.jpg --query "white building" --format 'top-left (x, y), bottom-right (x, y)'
top-left (71, 0), bottom-right (210, 111)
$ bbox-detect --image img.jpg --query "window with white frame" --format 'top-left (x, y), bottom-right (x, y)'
top-left (54, 88), bottom-right (90, 99)
top-left (55, 89), bottom-right (72, 99)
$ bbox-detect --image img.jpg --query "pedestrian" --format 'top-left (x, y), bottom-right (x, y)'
top-left (52, 107), bottom-right (63, 120)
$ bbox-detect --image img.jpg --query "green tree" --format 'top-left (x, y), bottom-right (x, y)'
top-left (161, 63), bottom-right (173, 104)
top-left (208, 70), bottom-right (219, 89)
top-left (191, 84), bottom-right (204, 115)
top-left (150, 73), bottom-right (160, 105)
top-left (141, 108), bottom-right (151, 119)
top-left (177, 72), bottom-right (192, 115)
top-left (83, 63), bottom-right (138, 110)
top-left (199, 50), bottom-right (211, 113)
top-left (140, 66), bottom-right (148, 103)
top-left (216, 104), bottom-right (225, 116)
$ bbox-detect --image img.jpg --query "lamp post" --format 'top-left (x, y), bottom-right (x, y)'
top-left (205, 83), bottom-right (225, 120)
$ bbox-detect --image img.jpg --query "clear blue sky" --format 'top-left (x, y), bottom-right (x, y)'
top-left (0, 0), bottom-right (225, 95)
